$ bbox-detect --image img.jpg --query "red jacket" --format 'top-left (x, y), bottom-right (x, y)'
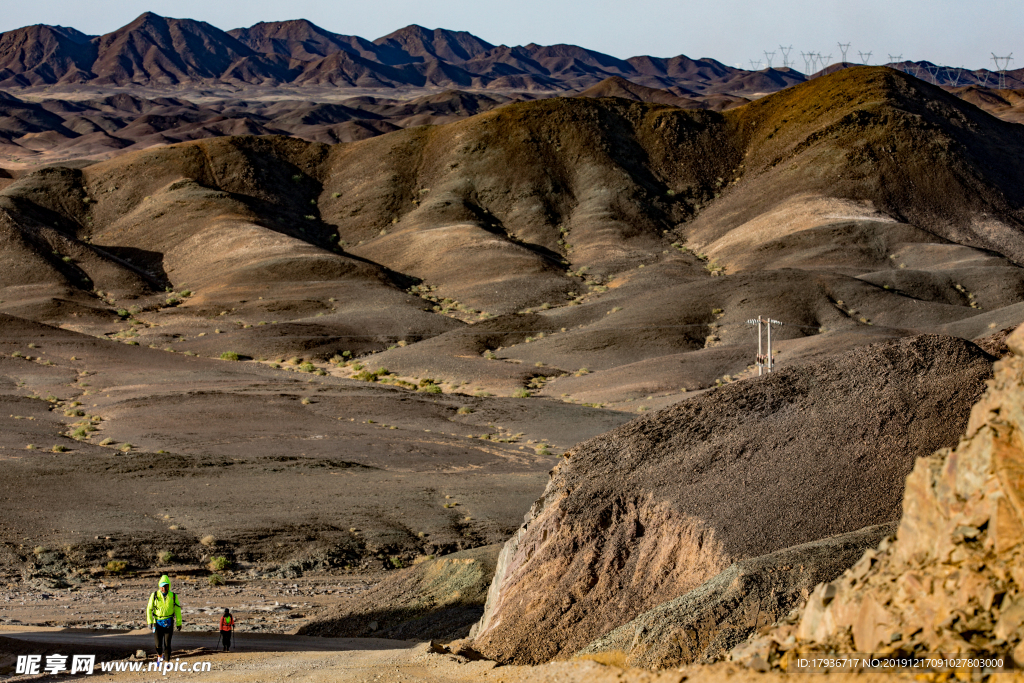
top-left (220, 615), bottom-right (233, 631)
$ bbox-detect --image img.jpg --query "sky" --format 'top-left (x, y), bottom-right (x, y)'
top-left (2, 0), bottom-right (1020, 71)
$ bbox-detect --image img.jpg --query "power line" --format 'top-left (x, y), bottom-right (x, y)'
top-left (779, 45), bottom-right (794, 69)
top-left (991, 53), bottom-right (1014, 89)
top-left (746, 317), bottom-right (783, 375)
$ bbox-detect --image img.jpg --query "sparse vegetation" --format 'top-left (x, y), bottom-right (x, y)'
top-left (159, 551), bottom-right (175, 564)
top-left (208, 574), bottom-right (224, 586)
top-left (105, 560), bottom-right (128, 573)
top-left (51, 444), bottom-right (68, 452)
top-left (220, 351), bottom-right (240, 361)
top-left (513, 388), bottom-right (531, 398)
top-left (353, 367), bottom-right (391, 382)
top-left (208, 556), bottom-right (232, 571)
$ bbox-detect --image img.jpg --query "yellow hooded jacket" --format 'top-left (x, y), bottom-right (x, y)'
top-left (146, 575), bottom-right (182, 627)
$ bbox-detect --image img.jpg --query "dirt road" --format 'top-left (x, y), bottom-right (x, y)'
top-left (3, 625), bottom-right (981, 683)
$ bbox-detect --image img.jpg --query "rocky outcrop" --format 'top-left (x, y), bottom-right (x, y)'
top-left (471, 335), bottom-right (994, 665)
top-left (731, 324), bottom-right (1024, 670)
top-left (577, 523), bottom-right (896, 669)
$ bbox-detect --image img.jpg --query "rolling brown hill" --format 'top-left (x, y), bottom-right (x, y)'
top-left (469, 334), bottom-right (993, 664)
top-left (1, 67), bottom-right (1023, 403)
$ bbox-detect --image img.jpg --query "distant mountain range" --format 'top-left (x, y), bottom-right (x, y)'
top-left (3, 12), bottom-right (1020, 93)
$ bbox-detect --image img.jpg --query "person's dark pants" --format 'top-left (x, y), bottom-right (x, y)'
top-left (154, 624), bottom-right (173, 658)
top-left (221, 631), bottom-right (231, 651)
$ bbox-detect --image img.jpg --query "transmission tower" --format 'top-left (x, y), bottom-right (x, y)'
top-left (946, 66), bottom-right (964, 87)
top-left (821, 53), bottom-right (832, 68)
top-left (979, 69), bottom-right (991, 88)
top-left (800, 51), bottom-right (813, 73)
top-left (858, 50), bottom-right (873, 65)
top-left (779, 45), bottom-right (794, 69)
top-left (888, 54), bottom-right (902, 72)
top-left (838, 42), bottom-right (851, 63)
top-left (992, 53), bottom-right (1014, 89)
top-left (925, 63), bottom-right (940, 84)
top-left (747, 317), bottom-right (783, 375)
top-left (764, 51), bottom-right (776, 68)
top-left (749, 59), bottom-right (762, 70)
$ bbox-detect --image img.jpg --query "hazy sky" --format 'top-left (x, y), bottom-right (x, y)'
top-left (3, 0), bottom-right (1020, 71)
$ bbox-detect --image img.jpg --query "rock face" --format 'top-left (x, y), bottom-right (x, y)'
top-left (298, 545), bottom-right (500, 641)
top-left (578, 523), bottom-right (896, 669)
top-left (470, 335), bottom-right (993, 665)
top-left (732, 324), bottom-right (1024, 669)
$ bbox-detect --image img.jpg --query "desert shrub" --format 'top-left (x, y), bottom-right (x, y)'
top-left (208, 556), bottom-right (232, 572)
top-left (457, 407), bottom-right (473, 415)
top-left (106, 560), bottom-right (128, 574)
top-left (208, 574), bottom-right (224, 586)
top-left (353, 368), bottom-right (390, 382)
top-left (420, 385), bottom-right (442, 394)
top-left (99, 438), bottom-right (116, 446)
top-left (298, 362), bottom-right (316, 373)
top-left (200, 535), bottom-right (216, 547)
top-left (159, 551), bottom-right (175, 564)
top-left (300, 397), bottom-right (312, 405)
top-left (513, 389), bottom-right (531, 398)
top-left (51, 444), bottom-right (68, 453)
top-left (119, 443), bottom-right (133, 452)
top-left (219, 351), bottom-right (240, 361)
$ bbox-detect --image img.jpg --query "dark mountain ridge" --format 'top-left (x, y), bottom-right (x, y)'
top-left (0, 14), bottom-right (763, 93)
top-left (1, 13), bottom-right (1018, 100)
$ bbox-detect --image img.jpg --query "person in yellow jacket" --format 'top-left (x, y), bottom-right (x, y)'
top-left (146, 575), bottom-right (182, 663)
